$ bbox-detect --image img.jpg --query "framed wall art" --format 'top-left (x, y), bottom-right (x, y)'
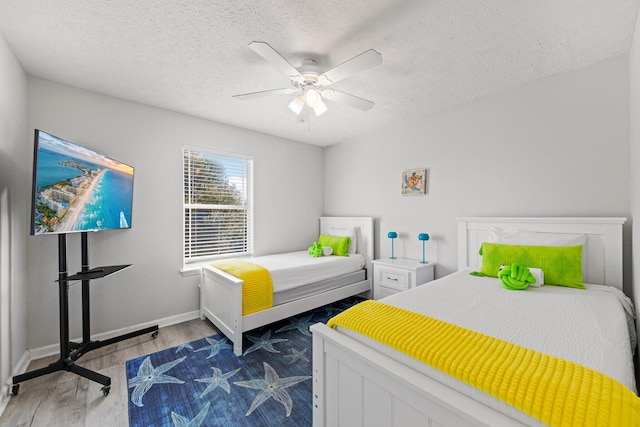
top-left (401, 168), bottom-right (427, 195)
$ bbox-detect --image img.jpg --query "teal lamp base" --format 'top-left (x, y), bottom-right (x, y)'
top-left (388, 231), bottom-right (397, 259)
top-left (418, 233), bottom-right (430, 264)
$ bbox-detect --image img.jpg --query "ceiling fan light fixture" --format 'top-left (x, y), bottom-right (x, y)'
top-left (321, 89), bottom-right (334, 100)
top-left (313, 100), bottom-right (328, 117)
top-left (313, 101), bottom-right (328, 117)
top-left (305, 88), bottom-right (321, 108)
top-left (288, 95), bottom-right (305, 115)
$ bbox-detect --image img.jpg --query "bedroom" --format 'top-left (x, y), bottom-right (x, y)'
top-left (1, 1), bottom-right (640, 424)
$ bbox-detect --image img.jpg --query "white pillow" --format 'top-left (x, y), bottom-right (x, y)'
top-left (488, 227), bottom-right (586, 247)
top-left (327, 226), bottom-right (357, 255)
top-left (488, 227), bottom-right (587, 274)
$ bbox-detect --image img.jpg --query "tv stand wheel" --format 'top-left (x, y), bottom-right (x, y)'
top-left (101, 385), bottom-right (111, 396)
top-left (11, 384), bottom-right (19, 396)
top-left (151, 331), bottom-right (158, 339)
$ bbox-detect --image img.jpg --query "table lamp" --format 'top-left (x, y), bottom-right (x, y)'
top-left (418, 233), bottom-right (430, 264)
top-left (388, 231), bottom-right (398, 259)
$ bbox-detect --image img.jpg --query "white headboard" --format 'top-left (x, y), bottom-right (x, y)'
top-left (456, 217), bottom-right (626, 290)
top-left (319, 217), bottom-right (374, 274)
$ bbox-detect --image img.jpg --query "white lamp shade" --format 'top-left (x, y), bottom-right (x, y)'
top-left (288, 95), bottom-right (305, 115)
top-left (313, 100), bottom-right (328, 116)
top-left (305, 89), bottom-right (321, 108)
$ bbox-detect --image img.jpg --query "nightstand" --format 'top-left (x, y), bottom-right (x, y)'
top-left (372, 258), bottom-right (435, 299)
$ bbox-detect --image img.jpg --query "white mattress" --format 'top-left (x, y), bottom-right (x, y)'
top-left (245, 251), bottom-right (365, 293)
top-left (337, 269), bottom-right (637, 426)
top-left (273, 270), bottom-right (367, 306)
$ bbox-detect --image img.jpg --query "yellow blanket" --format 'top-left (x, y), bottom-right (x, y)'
top-left (327, 300), bottom-right (640, 427)
top-left (211, 259), bottom-right (273, 315)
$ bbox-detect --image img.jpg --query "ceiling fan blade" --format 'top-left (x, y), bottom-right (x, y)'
top-left (233, 88), bottom-right (296, 100)
top-left (319, 49), bottom-right (382, 85)
top-left (248, 41), bottom-right (303, 81)
top-left (323, 89), bottom-right (375, 111)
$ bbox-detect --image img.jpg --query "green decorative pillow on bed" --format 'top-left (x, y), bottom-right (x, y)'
top-left (318, 234), bottom-right (351, 256)
top-left (479, 243), bottom-right (584, 289)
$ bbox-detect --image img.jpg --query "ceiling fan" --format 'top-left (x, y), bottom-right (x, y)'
top-left (233, 41), bottom-right (382, 119)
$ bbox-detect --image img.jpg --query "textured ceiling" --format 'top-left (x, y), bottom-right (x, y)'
top-left (1, 0), bottom-right (638, 146)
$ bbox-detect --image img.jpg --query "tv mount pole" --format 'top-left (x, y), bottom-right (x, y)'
top-left (11, 232), bottom-right (159, 396)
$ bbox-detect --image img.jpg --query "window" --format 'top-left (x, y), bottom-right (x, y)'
top-left (183, 147), bottom-right (253, 263)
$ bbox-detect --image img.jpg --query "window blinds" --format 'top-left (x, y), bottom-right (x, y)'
top-left (183, 148), bottom-right (253, 261)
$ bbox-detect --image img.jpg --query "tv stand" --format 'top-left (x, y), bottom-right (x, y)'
top-left (11, 232), bottom-right (159, 396)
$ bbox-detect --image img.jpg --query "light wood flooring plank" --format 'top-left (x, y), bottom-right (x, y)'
top-left (0, 319), bottom-right (218, 427)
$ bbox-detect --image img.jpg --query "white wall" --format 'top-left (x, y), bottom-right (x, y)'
top-left (325, 55), bottom-right (631, 293)
top-left (26, 78), bottom-right (324, 349)
top-left (0, 34), bottom-right (28, 398)
top-left (630, 9), bottom-right (640, 343)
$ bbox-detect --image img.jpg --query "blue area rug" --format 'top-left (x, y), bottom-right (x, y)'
top-left (126, 296), bottom-right (363, 427)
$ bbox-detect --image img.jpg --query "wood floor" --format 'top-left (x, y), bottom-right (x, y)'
top-left (0, 319), bottom-right (218, 427)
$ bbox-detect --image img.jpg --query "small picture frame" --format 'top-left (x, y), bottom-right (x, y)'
top-left (402, 168), bottom-right (427, 195)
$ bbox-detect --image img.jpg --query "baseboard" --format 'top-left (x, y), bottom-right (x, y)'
top-left (28, 310), bottom-right (201, 360)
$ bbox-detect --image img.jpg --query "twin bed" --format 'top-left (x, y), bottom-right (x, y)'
top-left (311, 217), bottom-right (637, 426)
top-left (200, 216), bottom-right (374, 356)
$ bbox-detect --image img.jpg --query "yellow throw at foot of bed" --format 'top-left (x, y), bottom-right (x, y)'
top-left (211, 259), bottom-right (273, 315)
top-left (327, 300), bottom-right (640, 427)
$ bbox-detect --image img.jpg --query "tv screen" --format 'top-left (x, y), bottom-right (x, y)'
top-left (30, 129), bottom-right (134, 235)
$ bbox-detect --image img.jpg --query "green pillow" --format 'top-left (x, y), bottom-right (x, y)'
top-left (318, 234), bottom-right (351, 257)
top-left (479, 243), bottom-right (584, 289)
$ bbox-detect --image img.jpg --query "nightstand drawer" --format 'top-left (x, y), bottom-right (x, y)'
top-left (378, 287), bottom-right (398, 299)
top-left (378, 268), bottom-right (409, 290)
top-left (372, 258), bottom-right (435, 300)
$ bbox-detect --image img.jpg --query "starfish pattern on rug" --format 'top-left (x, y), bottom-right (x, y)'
top-left (338, 298), bottom-right (361, 309)
top-left (128, 297), bottom-right (363, 426)
top-left (275, 314), bottom-right (315, 336)
top-left (242, 330), bottom-right (288, 356)
top-left (127, 356), bottom-right (186, 407)
top-left (323, 305), bottom-right (343, 317)
top-left (195, 366), bottom-right (241, 398)
top-left (171, 402), bottom-right (210, 427)
top-left (194, 337), bottom-right (232, 359)
top-left (175, 343), bottom-right (194, 353)
top-left (234, 362), bottom-right (311, 417)
top-left (283, 347), bottom-right (309, 365)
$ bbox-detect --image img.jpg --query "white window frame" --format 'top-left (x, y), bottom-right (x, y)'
top-left (183, 146), bottom-right (254, 265)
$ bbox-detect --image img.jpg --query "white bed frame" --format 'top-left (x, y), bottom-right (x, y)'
top-left (311, 217), bottom-right (626, 427)
top-left (200, 216), bottom-right (374, 356)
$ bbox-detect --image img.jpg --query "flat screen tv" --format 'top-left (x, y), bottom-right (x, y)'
top-left (30, 129), bottom-right (134, 235)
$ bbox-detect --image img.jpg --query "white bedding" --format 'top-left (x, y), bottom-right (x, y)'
top-left (336, 269), bottom-right (637, 425)
top-left (244, 251), bottom-right (365, 293)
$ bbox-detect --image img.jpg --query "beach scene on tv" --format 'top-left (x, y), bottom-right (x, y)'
top-left (32, 131), bottom-right (134, 235)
